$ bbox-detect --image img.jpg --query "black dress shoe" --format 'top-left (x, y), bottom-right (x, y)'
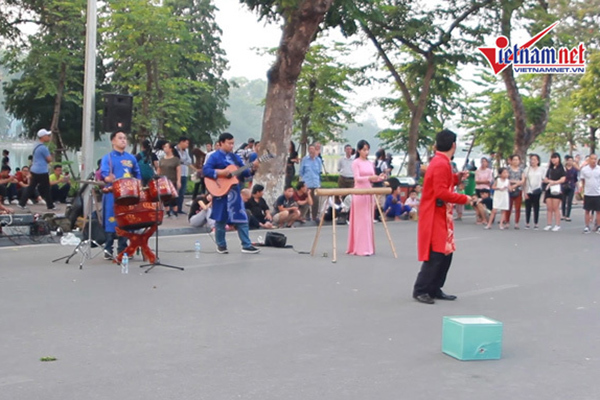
top-left (413, 294), bottom-right (435, 304)
top-left (434, 291), bottom-right (457, 301)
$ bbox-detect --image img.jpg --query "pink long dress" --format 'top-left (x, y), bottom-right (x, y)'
top-left (347, 158), bottom-right (375, 256)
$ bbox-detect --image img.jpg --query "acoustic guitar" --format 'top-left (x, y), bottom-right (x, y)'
top-left (205, 153), bottom-right (274, 197)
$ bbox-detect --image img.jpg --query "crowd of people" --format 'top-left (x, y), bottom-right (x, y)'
top-left (1, 129), bottom-right (65, 213)
top-left (469, 152), bottom-right (600, 234)
top-left (3, 126), bottom-right (599, 266)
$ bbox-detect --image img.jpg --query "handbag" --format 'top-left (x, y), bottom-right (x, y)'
top-left (264, 231), bottom-right (287, 248)
top-left (549, 184), bottom-right (562, 195)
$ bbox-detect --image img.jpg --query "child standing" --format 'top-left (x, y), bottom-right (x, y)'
top-left (485, 168), bottom-right (510, 230)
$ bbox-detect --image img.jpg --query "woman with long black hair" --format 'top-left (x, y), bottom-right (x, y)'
top-left (285, 141), bottom-right (299, 188)
top-left (523, 154), bottom-right (545, 230)
top-left (543, 152), bottom-right (566, 231)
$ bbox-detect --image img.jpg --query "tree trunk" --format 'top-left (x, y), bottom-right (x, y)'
top-left (590, 125), bottom-right (598, 154)
top-left (139, 60), bottom-right (153, 139)
top-left (50, 62), bottom-right (67, 162)
top-left (501, 0), bottom-right (552, 161)
top-left (253, 0), bottom-right (333, 206)
top-left (406, 56), bottom-right (436, 177)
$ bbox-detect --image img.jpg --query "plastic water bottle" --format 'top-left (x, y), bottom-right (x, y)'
top-left (121, 253), bottom-right (129, 274)
top-left (195, 240), bottom-right (201, 259)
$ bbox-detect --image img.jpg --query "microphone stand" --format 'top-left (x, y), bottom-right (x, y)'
top-left (140, 176), bottom-right (184, 273)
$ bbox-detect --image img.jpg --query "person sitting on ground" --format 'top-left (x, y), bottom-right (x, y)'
top-left (383, 185), bottom-right (414, 221)
top-left (273, 185), bottom-right (301, 228)
top-left (245, 184), bottom-right (274, 229)
top-left (323, 195), bottom-right (351, 223)
top-left (188, 193), bottom-right (215, 230)
top-left (0, 165), bottom-right (19, 205)
top-left (293, 181), bottom-right (313, 222)
top-left (49, 165), bottom-right (71, 204)
top-left (472, 189), bottom-right (493, 225)
top-left (241, 188), bottom-right (260, 230)
top-left (404, 189), bottom-right (420, 219)
top-left (15, 166), bottom-right (44, 205)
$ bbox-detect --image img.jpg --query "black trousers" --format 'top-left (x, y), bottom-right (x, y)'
top-left (562, 187), bottom-right (575, 218)
top-left (413, 251), bottom-right (453, 297)
top-left (20, 172), bottom-right (53, 209)
top-left (525, 192), bottom-right (541, 225)
top-left (51, 183), bottom-right (71, 203)
top-left (191, 178), bottom-right (206, 199)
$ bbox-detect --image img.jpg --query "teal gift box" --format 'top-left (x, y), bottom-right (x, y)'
top-left (442, 316), bottom-right (503, 361)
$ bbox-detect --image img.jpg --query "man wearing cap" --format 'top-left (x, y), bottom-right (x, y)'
top-left (19, 129), bottom-right (55, 210)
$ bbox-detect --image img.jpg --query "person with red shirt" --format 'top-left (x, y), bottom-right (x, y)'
top-left (412, 130), bottom-right (470, 305)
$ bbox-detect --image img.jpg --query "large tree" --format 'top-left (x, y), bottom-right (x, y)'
top-left (572, 52), bottom-right (600, 153)
top-left (497, 0), bottom-right (554, 160)
top-left (377, 60), bottom-right (465, 159)
top-left (165, 0), bottom-right (230, 144)
top-left (2, 0), bottom-right (87, 163)
top-left (102, 0), bottom-right (210, 145)
top-left (361, 0), bottom-right (493, 176)
top-left (294, 43), bottom-right (358, 156)
top-left (241, 0), bottom-right (336, 203)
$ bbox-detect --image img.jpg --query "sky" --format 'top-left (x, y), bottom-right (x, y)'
top-left (214, 1), bottom-right (394, 128)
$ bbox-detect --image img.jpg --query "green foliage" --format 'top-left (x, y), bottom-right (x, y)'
top-left (165, 0), bottom-right (229, 144)
top-left (536, 95), bottom-right (585, 154)
top-left (573, 52), bottom-right (600, 126)
top-left (1, 0), bottom-right (89, 147)
top-left (293, 43), bottom-right (358, 154)
top-left (100, 0), bottom-right (228, 147)
top-left (377, 60), bottom-right (465, 153)
top-left (461, 71), bottom-right (514, 158)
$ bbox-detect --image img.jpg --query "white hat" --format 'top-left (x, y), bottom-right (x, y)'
top-left (37, 129), bottom-right (52, 138)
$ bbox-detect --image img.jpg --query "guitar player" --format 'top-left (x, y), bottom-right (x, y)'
top-left (203, 132), bottom-right (261, 254)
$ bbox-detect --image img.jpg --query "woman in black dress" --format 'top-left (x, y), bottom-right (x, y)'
top-left (543, 152), bottom-right (566, 231)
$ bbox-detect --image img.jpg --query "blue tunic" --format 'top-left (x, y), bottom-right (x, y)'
top-left (203, 149), bottom-right (252, 224)
top-left (100, 150), bottom-right (141, 233)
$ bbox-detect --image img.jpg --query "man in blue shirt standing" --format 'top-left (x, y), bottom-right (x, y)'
top-left (100, 131), bottom-right (141, 260)
top-left (299, 143), bottom-right (323, 221)
top-left (204, 132), bottom-right (260, 254)
top-left (18, 129), bottom-right (56, 211)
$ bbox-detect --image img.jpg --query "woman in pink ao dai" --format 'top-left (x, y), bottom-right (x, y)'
top-left (347, 140), bottom-right (386, 256)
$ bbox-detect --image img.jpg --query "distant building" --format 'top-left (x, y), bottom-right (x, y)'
top-left (322, 142), bottom-right (344, 156)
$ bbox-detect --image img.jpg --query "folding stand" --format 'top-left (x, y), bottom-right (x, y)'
top-left (52, 184), bottom-right (105, 269)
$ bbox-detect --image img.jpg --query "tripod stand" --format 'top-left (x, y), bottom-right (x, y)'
top-left (52, 183), bottom-right (105, 269)
top-left (140, 177), bottom-right (184, 273)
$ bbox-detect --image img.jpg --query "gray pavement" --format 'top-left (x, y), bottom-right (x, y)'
top-left (1, 208), bottom-right (599, 400)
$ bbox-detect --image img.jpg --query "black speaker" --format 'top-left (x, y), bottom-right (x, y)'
top-left (102, 94), bottom-right (133, 133)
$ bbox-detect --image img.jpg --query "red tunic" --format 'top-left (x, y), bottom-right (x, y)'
top-left (417, 152), bottom-right (469, 262)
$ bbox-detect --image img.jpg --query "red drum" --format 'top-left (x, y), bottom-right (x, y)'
top-left (148, 176), bottom-right (178, 203)
top-left (112, 178), bottom-right (141, 205)
top-left (139, 188), bottom-right (151, 203)
top-left (115, 201), bottom-right (164, 231)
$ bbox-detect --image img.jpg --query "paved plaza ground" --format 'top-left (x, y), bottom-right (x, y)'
top-left (1, 208), bottom-right (599, 399)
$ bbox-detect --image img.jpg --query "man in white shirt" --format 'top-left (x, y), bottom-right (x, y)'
top-left (203, 142), bottom-right (217, 167)
top-left (337, 144), bottom-right (354, 191)
top-left (580, 153), bottom-right (600, 233)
